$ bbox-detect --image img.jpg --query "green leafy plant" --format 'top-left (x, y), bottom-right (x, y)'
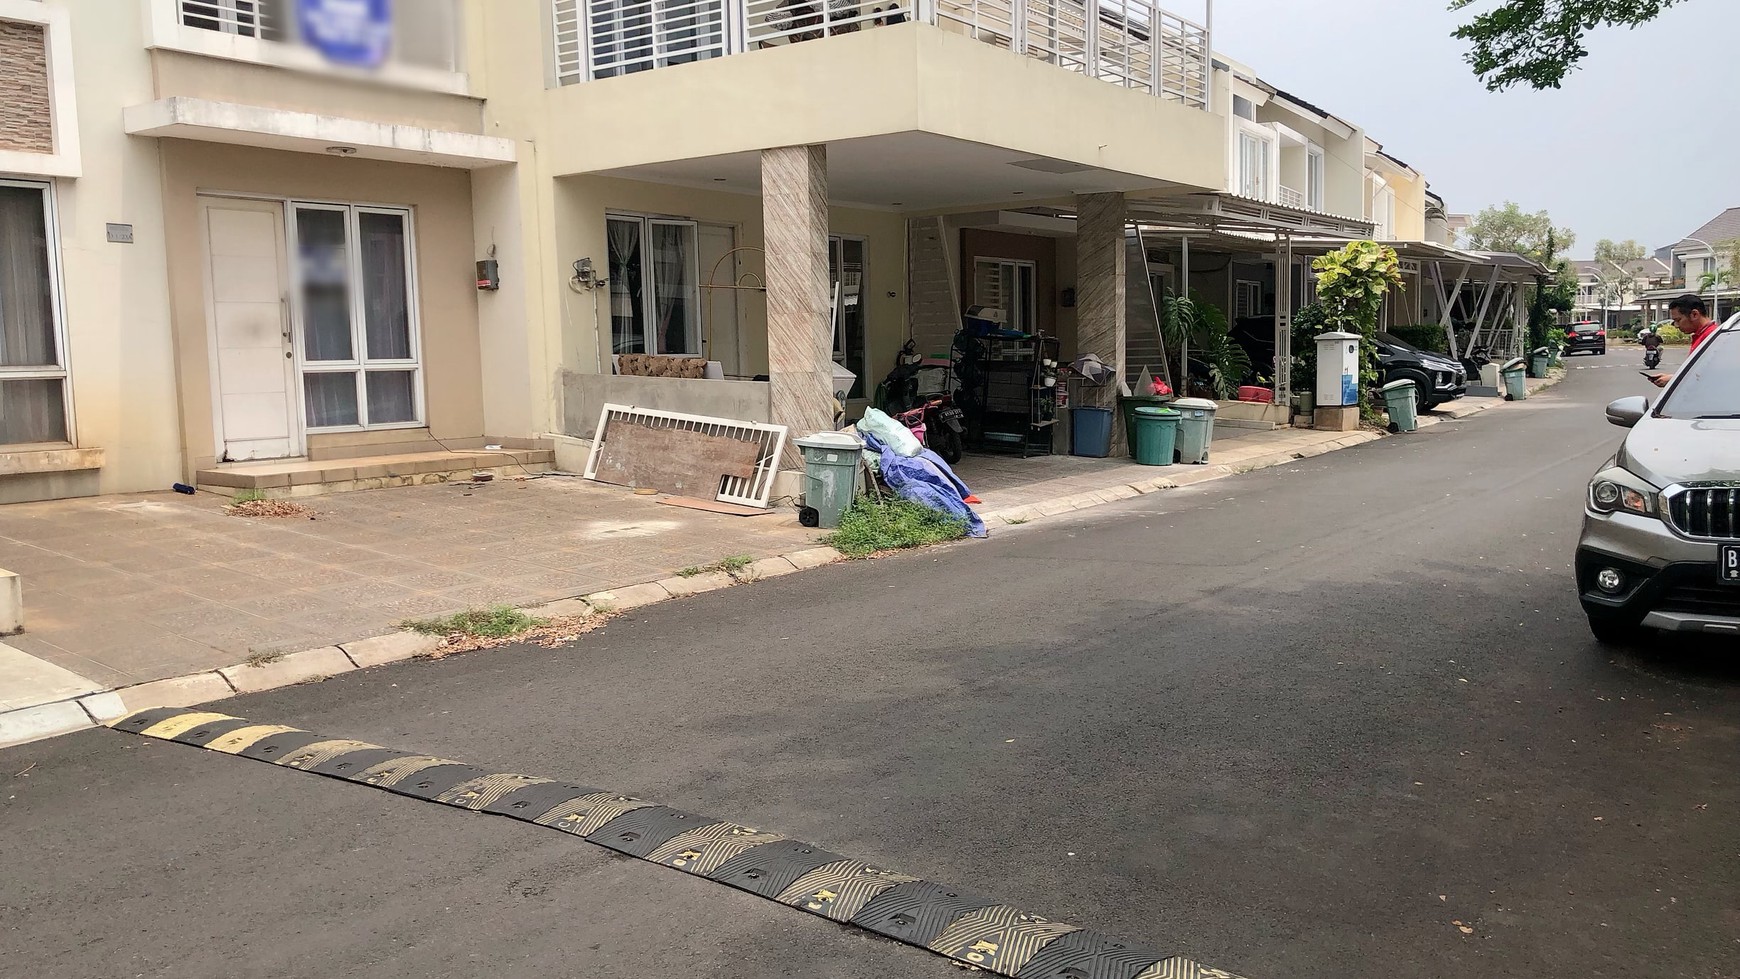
top-left (1311, 241), bottom-right (1404, 417)
top-left (1160, 290), bottom-right (1249, 399)
top-left (403, 606), bottom-right (546, 639)
top-left (1290, 301), bottom-right (1330, 390)
top-left (232, 489), bottom-right (266, 504)
top-left (678, 555), bottom-right (755, 579)
top-left (823, 498), bottom-right (968, 559)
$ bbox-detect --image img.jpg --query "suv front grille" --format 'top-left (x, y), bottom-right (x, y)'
top-left (1659, 578), bottom-right (1740, 617)
top-left (1666, 486), bottom-right (1740, 540)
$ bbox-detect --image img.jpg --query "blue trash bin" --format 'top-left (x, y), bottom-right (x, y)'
top-left (1069, 406), bottom-right (1114, 458)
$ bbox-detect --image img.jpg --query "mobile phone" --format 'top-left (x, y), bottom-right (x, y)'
top-left (1640, 371), bottom-right (1663, 380)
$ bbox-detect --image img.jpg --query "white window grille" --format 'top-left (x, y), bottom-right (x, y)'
top-left (177, 0), bottom-right (460, 71)
top-left (973, 258), bottom-right (1037, 334)
top-left (555, 0), bottom-right (729, 83)
top-left (1234, 279), bottom-right (1261, 319)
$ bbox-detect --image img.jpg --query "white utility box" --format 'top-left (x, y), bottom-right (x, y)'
top-left (1315, 331), bottom-right (1363, 407)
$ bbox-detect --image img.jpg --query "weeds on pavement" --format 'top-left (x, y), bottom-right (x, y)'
top-left (823, 498), bottom-right (968, 559)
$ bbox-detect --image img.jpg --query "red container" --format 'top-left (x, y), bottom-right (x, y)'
top-left (1236, 385), bottom-right (1275, 403)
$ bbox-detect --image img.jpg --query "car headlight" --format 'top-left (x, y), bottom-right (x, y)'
top-left (1588, 466), bottom-right (1660, 517)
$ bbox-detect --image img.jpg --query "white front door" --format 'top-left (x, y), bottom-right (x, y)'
top-left (202, 197), bottom-right (297, 461)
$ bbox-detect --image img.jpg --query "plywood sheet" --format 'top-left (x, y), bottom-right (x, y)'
top-left (592, 420), bottom-right (761, 498)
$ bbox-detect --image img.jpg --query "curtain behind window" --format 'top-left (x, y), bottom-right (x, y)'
top-left (608, 219), bottom-right (647, 354)
top-left (0, 186), bottom-right (66, 443)
top-left (652, 223), bottom-right (695, 354)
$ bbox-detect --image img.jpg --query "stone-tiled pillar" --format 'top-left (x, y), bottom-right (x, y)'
top-left (1075, 193), bottom-right (1127, 449)
top-left (763, 145), bottom-right (834, 465)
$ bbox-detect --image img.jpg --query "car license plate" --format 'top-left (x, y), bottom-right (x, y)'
top-left (1724, 544), bottom-right (1740, 584)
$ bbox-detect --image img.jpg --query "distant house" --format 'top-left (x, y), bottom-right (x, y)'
top-left (1570, 257), bottom-right (1672, 329)
top-left (1637, 207), bottom-right (1740, 321)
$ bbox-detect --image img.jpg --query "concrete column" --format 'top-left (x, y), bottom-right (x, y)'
top-left (1075, 193), bottom-right (1126, 447)
top-left (762, 145), bottom-right (834, 463)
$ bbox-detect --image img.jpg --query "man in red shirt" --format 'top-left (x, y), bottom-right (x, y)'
top-left (1647, 294), bottom-right (1723, 387)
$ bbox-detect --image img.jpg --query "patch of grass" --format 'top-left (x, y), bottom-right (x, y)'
top-left (823, 498), bottom-right (969, 559)
top-left (402, 605), bottom-right (545, 639)
top-left (677, 555), bottom-right (756, 578)
top-left (232, 488), bottom-right (266, 504)
top-left (1005, 517), bottom-right (1029, 526)
top-left (243, 650), bottom-right (284, 667)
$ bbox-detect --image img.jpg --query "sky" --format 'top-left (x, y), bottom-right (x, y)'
top-left (1194, 0), bottom-right (1739, 258)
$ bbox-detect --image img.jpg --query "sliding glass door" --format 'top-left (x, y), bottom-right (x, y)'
top-left (291, 203), bottom-right (422, 430)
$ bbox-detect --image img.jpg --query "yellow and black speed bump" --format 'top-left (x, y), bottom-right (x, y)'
top-left (712, 837), bottom-right (849, 899)
top-left (107, 709), bottom-right (1252, 979)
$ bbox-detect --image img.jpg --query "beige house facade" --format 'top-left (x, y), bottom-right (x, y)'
top-left (0, 0), bottom-right (1230, 502)
top-left (1, 0), bottom-right (1522, 504)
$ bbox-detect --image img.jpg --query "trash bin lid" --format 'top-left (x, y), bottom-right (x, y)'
top-left (794, 431), bottom-right (864, 450)
top-left (1381, 378), bottom-right (1417, 391)
top-left (1532, 346), bottom-right (1551, 354)
top-left (1500, 357), bottom-right (1526, 371)
top-left (1134, 406), bottom-right (1180, 417)
top-left (1172, 397), bottom-right (1219, 410)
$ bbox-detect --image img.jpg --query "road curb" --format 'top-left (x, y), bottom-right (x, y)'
top-left (0, 381), bottom-right (1552, 752)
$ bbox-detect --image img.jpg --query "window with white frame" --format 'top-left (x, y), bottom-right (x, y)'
top-left (1372, 187), bottom-right (1396, 240)
top-left (292, 204), bottom-right (422, 430)
top-left (973, 258), bottom-right (1037, 334)
top-left (0, 181), bottom-right (71, 445)
top-left (1234, 279), bottom-right (1262, 319)
top-left (606, 215), bottom-right (702, 356)
top-left (1237, 128), bottom-right (1274, 201)
top-left (1306, 144), bottom-right (1325, 211)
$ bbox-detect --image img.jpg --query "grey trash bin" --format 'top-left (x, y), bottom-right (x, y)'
top-left (794, 431), bottom-right (864, 529)
top-left (1172, 397), bottom-right (1219, 464)
top-left (1499, 357), bottom-right (1528, 402)
top-left (1381, 378), bottom-right (1419, 433)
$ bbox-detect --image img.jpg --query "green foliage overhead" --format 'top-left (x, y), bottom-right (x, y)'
top-left (1461, 202), bottom-right (1576, 263)
top-left (1450, 0), bottom-right (1691, 91)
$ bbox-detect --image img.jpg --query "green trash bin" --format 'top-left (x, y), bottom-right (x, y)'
top-left (1131, 406), bottom-right (1180, 466)
top-left (794, 431), bottom-right (864, 529)
top-left (1530, 346), bottom-right (1551, 378)
top-left (1118, 395), bottom-right (1173, 458)
top-left (1172, 397), bottom-right (1219, 464)
top-left (1499, 357), bottom-right (1528, 401)
top-left (1381, 378), bottom-right (1418, 433)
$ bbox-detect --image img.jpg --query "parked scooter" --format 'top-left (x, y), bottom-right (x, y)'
top-left (876, 341), bottom-right (965, 463)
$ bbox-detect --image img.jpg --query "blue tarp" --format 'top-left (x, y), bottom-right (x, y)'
top-left (862, 433), bottom-right (987, 538)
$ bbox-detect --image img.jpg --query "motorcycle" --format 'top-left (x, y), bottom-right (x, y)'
top-left (876, 341), bottom-right (966, 463)
top-left (1635, 333), bottom-right (1663, 372)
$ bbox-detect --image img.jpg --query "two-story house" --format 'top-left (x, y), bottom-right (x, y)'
top-left (1, 0), bottom-right (1232, 501)
top-left (1570, 257), bottom-right (1671, 329)
top-left (1640, 207), bottom-right (1740, 323)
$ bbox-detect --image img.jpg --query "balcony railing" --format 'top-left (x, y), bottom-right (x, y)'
top-left (1277, 185), bottom-right (1303, 208)
top-left (553, 0), bottom-right (1209, 109)
top-left (154, 1), bottom-right (465, 90)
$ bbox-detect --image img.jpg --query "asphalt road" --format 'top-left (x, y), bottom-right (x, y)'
top-left (5, 348), bottom-right (1736, 979)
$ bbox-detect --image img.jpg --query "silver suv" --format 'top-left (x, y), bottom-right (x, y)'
top-left (1576, 319), bottom-right (1740, 644)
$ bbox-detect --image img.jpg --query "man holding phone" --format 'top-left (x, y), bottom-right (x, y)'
top-left (1645, 294), bottom-right (1722, 387)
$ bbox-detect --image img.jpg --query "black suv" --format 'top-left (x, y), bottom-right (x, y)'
top-left (1375, 332), bottom-right (1467, 411)
top-left (1565, 321), bottom-right (1607, 355)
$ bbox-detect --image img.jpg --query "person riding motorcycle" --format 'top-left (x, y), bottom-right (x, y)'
top-left (1640, 325), bottom-right (1664, 369)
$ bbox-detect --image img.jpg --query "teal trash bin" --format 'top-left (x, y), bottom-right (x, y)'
top-left (1381, 378), bottom-right (1419, 433)
top-left (1530, 346), bottom-right (1551, 378)
top-left (794, 431), bottom-right (864, 529)
top-left (1500, 357), bottom-right (1528, 401)
top-left (1118, 395), bottom-right (1173, 458)
top-left (1070, 406), bottom-right (1114, 458)
top-left (1172, 397), bottom-right (1219, 464)
top-left (1131, 406), bottom-right (1180, 466)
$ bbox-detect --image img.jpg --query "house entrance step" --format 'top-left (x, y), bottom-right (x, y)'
top-left (195, 447), bottom-right (556, 498)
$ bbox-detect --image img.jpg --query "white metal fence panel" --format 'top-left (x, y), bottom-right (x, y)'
top-left (1153, 7), bottom-right (1207, 107)
top-left (583, 404), bottom-right (789, 508)
top-left (552, 0), bottom-right (1205, 104)
top-left (580, 0), bottom-right (731, 79)
top-left (744, 0), bottom-right (915, 48)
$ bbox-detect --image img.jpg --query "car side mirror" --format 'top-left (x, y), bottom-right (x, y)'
top-left (1605, 396), bottom-right (1648, 429)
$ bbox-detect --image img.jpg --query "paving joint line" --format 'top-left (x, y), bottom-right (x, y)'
top-left (107, 706), bottom-right (1251, 979)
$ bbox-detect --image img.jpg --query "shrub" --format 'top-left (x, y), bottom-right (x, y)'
top-left (823, 497), bottom-right (968, 559)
